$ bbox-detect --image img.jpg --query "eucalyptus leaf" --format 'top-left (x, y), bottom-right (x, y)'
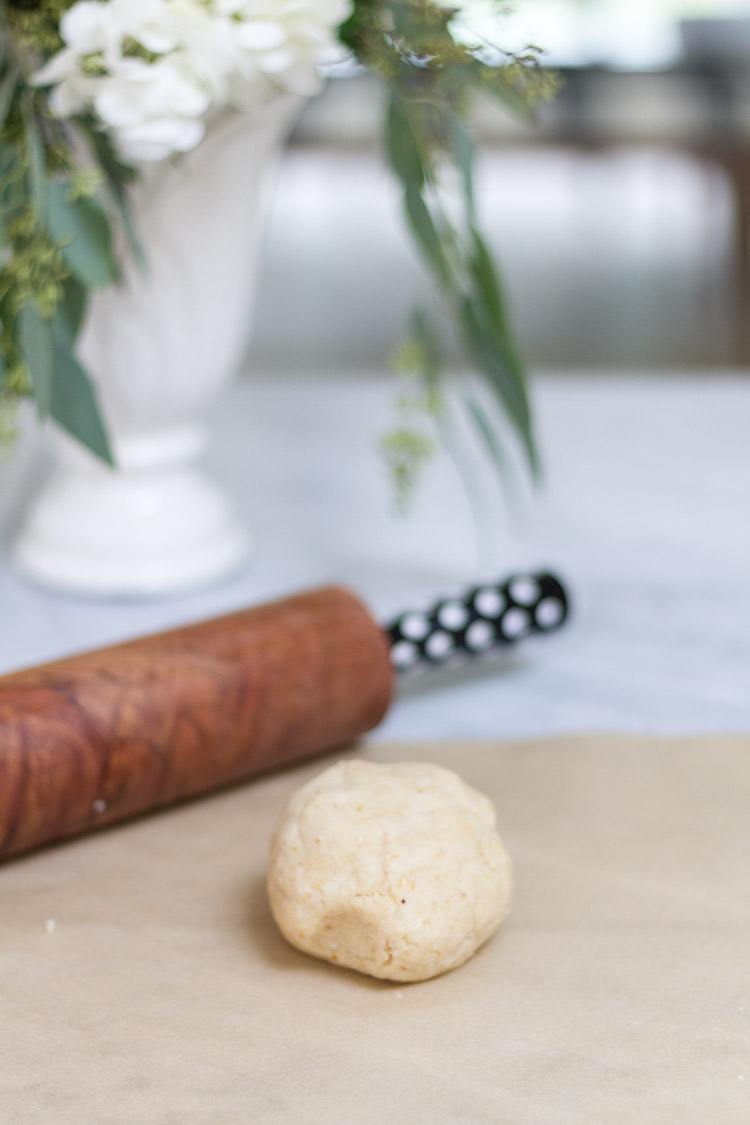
top-left (458, 296), bottom-right (538, 476)
top-left (82, 123), bottom-right (145, 268)
top-left (0, 141), bottom-right (14, 183)
top-left (50, 316), bottom-right (113, 465)
top-left (404, 183), bottom-right (449, 287)
top-left (445, 115), bottom-right (475, 217)
top-left (0, 142), bottom-right (18, 220)
top-left (18, 302), bottom-right (53, 418)
top-left (57, 278), bottom-right (87, 343)
top-left (467, 228), bottom-right (530, 412)
top-left (46, 180), bottom-right (118, 289)
top-left (0, 62), bottom-right (18, 134)
top-left (385, 94), bottom-right (425, 192)
top-left (468, 226), bottom-right (504, 325)
top-left (84, 124), bottom-right (138, 190)
top-left (481, 299), bottom-right (530, 412)
top-left (410, 307), bottom-right (440, 385)
top-left (464, 394), bottom-right (509, 478)
top-left (23, 107), bottom-right (48, 220)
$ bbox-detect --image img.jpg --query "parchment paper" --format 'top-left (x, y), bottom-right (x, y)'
top-left (1, 735), bottom-right (748, 1124)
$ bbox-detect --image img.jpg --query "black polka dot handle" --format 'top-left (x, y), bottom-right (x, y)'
top-left (386, 571), bottom-right (569, 673)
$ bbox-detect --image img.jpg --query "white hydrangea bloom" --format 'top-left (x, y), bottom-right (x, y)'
top-left (93, 57), bottom-right (212, 162)
top-left (35, 0), bottom-right (352, 163)
top-left (216, 0), bottom-right (351, 108)
top-left (33, 2), bottom-right (119, 117)
top-left (34, 0), bottom-right (220, 161)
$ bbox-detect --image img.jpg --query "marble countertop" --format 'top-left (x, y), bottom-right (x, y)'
top-left (0, 371), bottom-right (748, 740)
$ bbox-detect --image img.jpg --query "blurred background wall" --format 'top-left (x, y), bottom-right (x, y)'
top-left (246, 0), bottom-right (750, 374)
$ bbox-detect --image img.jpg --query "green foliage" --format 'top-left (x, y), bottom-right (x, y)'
top-left (4, 0), bottom-right (69, 55)
top-left (382, 425), bottom-right (437, 512)
top-left (0, 0), bottom-right (556, 490)
top-left (1, 9), bottom-right (117, 460)
top-left (343, 0), bottom-right (557, 499)
top-left (49, 304), bottom-right (113, 463)
top-left (46, 179), bottom-right (119, 288)
top-left (18, 298), bottom-right (52, 413)
top-left (383, 308), bottom-right (444, 509)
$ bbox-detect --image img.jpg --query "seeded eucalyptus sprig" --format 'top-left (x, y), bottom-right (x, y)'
top-left (341, 0), bottom-right (557, 504)
top-left (0, 0), bottom-right (137, 458)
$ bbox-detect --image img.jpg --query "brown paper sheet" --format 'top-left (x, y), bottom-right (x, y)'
top-left (1, 735), bottom-right (749, 1123)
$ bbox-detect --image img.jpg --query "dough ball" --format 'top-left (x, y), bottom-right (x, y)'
top-left (267, 759), bottom-right (512, 982)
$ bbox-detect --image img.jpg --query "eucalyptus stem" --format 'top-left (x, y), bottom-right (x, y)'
top-left (341, 0), bottom-right (556, 506)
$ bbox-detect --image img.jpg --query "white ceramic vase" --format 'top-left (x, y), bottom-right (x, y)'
top-left (15, 96), bottom-right (300, 596)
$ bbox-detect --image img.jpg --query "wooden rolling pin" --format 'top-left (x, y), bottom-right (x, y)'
top-left (0, 574), bottom-right (568, 860)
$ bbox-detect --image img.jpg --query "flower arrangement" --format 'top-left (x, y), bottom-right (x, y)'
top-left (0, 0), bottom-right (554, 493)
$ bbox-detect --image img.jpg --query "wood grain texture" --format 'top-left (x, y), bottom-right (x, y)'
top-left (0, 586), bottom-right (393, 860)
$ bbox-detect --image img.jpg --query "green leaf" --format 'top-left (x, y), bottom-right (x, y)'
top-left (0, 142), bottom-right (18, 221)
top-left (410, 307), bottom-right (440, 387)
top-left (50, 316), bottom-right (114, 465)
top-left (468, 226), bottom-right (505, 324)
top-left (18, 303), bottom-right (53, 418)
top-left (46, 180), bottom-right (118, 289)
top-left (404, 183), bottom-right (449, 287)
top-left (385, 94), bottom-right (425, 192)
top-left (0, 61), bottom-right (18, 134)
top-left (82, 123), bottom-right (145, 268)
top-left (458, 295), bottom-right (538, 476)
top-left (23, 108), bottom-right (48, 220)
top-left (464, 394), bottom-right (509, 479)
top-left (445, 115), bottom-right (475, 218)
top-left (84, 123), bottom-right (138, 189)
top-left (57, 278), bottom-right (87, 343)
top-left (466, 227), bottom-right (531, 421)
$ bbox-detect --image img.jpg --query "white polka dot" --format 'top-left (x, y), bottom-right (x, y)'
top-left (400, 612), bottom-right (430, 640)
top-left (437, 601), bottom-right (469, 631)
top-left (509, 578), bottom-right (539, 606)
top-left (501, 608), bottom-right (529, 638)
top-left (425, 631), bottom-right (454, 659)
top-left (474, 588), bottom-right (504, 618)
top-left (391, 640), bottom-right (419, 669)
top-left (535, 597), bottom-right (564, 628)
top-left (465, 619), bottom-right (495, 651)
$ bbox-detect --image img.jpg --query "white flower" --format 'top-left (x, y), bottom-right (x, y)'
top-left (216, 0), bottom-right (351, 107)
top-left (94, 57), bottom-right (212, 161)
top-left (149, 0), bottom-right (229, 99)
top-left (33, 2), bottom-right (120, 116)
top-left (35, 0), bottom-right (352, 163)
top-left (61, 1), bottom-right (121, 60)
top-left (35, 0), bottom-right (222, 162)
top-left (34, 49), bottom-right (96, 117)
